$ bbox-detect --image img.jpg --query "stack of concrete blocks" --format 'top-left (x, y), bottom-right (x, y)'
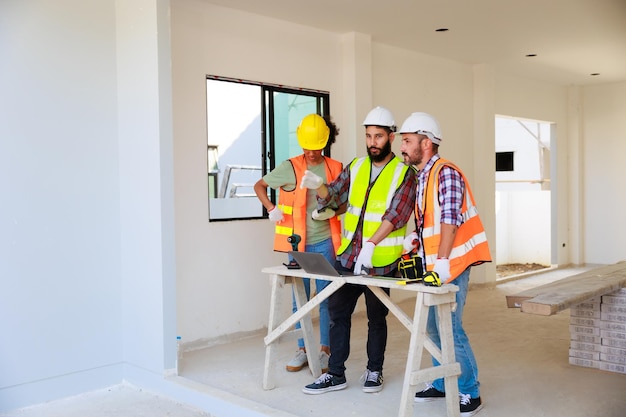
top-left (569, 288), bottom-right (626, 374)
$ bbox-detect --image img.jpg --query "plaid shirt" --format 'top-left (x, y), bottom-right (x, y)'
top-left (319, 155), bottom-right (417, 276)
top-left (416, 154), bottom-right (465, 259)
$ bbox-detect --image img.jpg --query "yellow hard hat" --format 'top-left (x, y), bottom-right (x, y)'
top-left (296, 114), bottom-right (330, 150)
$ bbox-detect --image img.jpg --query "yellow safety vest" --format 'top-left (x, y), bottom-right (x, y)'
top-left (338, 156), bottom-right (409, 266)
top-left (420, 158), bottom-right (492, 283)
top-left (273, 155), bottom-right (343, 253)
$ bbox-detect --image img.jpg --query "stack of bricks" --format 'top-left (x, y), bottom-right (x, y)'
top-left (569, 288), bottom-right (626, 374)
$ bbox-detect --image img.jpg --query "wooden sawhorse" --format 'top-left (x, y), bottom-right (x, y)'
top-left (261, 265), bottom-right (461, 417)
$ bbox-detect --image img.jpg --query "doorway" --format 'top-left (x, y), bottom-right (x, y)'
top-left (495, 116), bottom-right (553, 279)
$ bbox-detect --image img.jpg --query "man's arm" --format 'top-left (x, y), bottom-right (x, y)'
top-left (437, 165), bottom-right (464, 258)
top-left (438, 223), bottom-right (458, 258)
top-left (367, 219), bottom-right (395, 245)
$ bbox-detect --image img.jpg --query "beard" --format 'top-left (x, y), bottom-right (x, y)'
top-left (402, 150), bottom-right (421, 166)
top-left (367, 139), bottom-right (392, 163)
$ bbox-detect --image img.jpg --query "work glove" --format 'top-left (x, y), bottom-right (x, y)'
top-left (268, 206), bottom-right (284, 223)
top-left (300, 170), bottom-right (324, 190)
top-left (403, 231), bottom-right (419, 253)
top-left (354, 241), bottom-right (375, 275)
top-left (312, 207), bottom-right (336, 221)
top-left (433, 258), bottom-right (451, 283)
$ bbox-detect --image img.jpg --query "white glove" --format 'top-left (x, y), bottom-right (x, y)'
top-left (354, 241), bottom-right (375, 275)
top-left (300, 170), bottom-right (323, 190)
top-left (312, 207), bottom-right (336, 221)
top-left (433, 258), bottom-right (451, 282)
top-left (403, 232), bottom-right (419, 252)
top-left (268, 206), bottom-right (284, 223)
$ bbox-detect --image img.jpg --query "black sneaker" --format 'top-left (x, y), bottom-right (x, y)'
top-left (459, 393), bottom-right (483, 416)
top-left (302, 373), bottom-right (347, 395)
top-left (360, 369), bottom-right (383, 393)
top-left (414, 383), bottom-right (446, 402)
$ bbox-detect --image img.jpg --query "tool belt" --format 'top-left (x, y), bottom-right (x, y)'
top-left (398, 250), bottom-right (423, 280)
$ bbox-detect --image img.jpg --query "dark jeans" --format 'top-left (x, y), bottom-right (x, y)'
top-left (328, 261), bottom-right (393, 376)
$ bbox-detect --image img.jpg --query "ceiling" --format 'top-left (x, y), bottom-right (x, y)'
top-left (203, 0), bottom-right (626, 86)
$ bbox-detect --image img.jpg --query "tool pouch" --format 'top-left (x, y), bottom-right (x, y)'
top-left (398, 251), bottom-right (423, 280)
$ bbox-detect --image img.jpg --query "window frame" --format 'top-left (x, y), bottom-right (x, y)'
top-left (206, 75), bottom-right (331, 222)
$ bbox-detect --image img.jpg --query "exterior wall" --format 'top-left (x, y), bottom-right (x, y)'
top-left (496, 191), bottom-right (551, 265)
top-left (495, 117), bottom-right (552, 266)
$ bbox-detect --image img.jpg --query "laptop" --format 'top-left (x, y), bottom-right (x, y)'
top-left (288, 251), bottom-right (363, 277)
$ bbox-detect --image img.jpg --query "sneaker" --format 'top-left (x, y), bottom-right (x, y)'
top-left (414, 383), bottom-right (446, 402)
top-left (286, 350), bottom-right (308, 372)
top-left (319, 351), bottom-right (330, 374)
top-left (302, 372), bottom-right (347, 394)
top-left (459, 393), bottom-right (482, 416)
top-left (360, 369), bottom-right (383, 393)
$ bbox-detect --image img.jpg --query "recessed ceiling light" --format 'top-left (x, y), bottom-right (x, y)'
top-left (525, 54), bottom-right (537, 57)
top-left (590, 73), bottom-right (600, 76)
top-left (435, 28), bottom-right (449, 32)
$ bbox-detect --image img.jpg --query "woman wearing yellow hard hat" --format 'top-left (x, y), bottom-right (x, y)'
top-left (254, 113), bottom-right (345, 374)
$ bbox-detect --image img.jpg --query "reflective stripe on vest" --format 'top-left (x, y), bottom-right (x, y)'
top-left (338, 156), bottom-right (409, 266)
top-left (420, 158), bottom-right (492, 283)
top-left (273, 155), bottom-right (343, 253)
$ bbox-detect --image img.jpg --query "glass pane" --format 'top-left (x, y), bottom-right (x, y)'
top-left (272, 92), bottom-right (319, 163)
top-left (207, 79), bottom-right (263, 220)
top-left (265, 92), bottom-right (320, 209)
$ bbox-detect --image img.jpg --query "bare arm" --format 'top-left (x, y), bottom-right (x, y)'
top-left (253, 178), bottom-right (274, 212)
top-left (438, 223), bottom-right (458, 258)
top-left (367, 219), bottom-right (396, 246)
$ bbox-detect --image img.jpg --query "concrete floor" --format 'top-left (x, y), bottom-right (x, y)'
top-left (6, 267), bottom-right (626, 417)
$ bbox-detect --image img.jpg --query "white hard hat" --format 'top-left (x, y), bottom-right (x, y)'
top-left (398, 112), bottom-right (442, 145)
top-left (362, 106), bottom-right (396, 132)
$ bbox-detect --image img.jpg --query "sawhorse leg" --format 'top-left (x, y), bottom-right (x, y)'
top-left (263, 273), bottom-right (284, 390)
top-left (398, 291), bottom-right (460, 417)
top-left (263, 273), bottom-right (345, 389)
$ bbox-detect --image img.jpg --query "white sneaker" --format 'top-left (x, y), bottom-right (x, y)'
top-left (286, 350), bottom-right (308, 372)
top-left (319, 351), bottom-right (330, 373)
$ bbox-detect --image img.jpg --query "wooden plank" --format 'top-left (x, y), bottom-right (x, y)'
top-left (518, 262), bottom-right (626, 316)
top-left (505, 263), bottom-right (625, 308)
top-left (506, 293), bottom-right (536, 308)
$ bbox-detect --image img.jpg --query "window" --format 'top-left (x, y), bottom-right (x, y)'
top-left (206, 76), bottom-right (330, 221)
top-left (495, 151), bottom-right (514, 172)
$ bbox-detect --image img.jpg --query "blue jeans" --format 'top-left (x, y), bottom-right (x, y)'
top-left (428, 267), bottom-right (480, 398)
top-left (290, 238), bottom-right (334, 349)
top-left (327, 261), bottom-right (393, 375)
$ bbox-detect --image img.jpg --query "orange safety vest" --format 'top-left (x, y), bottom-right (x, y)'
top-left (273, 155), bottom-right (343, 253)
top-left (419, 158), bottom-right (492, 283)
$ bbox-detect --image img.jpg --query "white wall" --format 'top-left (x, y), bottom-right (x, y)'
top-left (0, 0), bottom-right (123, 408)
top-left (0, 0), bottom-right (176, 411)
top-left (582, 82), bottom-right (626, 264)
top-left (171, 0), bottom-right (345, 347)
